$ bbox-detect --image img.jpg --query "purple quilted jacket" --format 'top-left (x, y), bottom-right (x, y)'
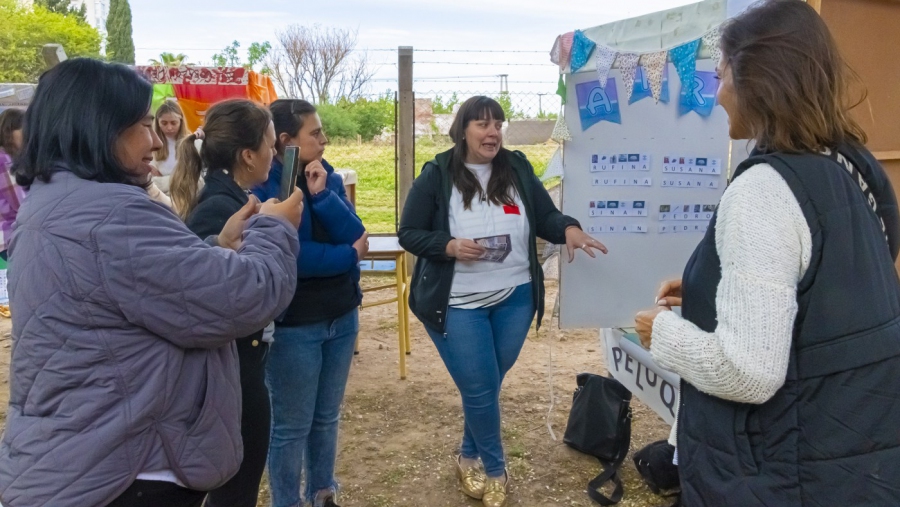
top-left (0, 172), bottom-right (298, 507)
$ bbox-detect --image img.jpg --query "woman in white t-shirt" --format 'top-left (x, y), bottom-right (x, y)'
top-left (150, 100), bottom-right (189, 193)
top-left (399, 96), bottom-right (606, 507)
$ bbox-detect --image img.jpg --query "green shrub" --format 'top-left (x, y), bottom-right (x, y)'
top-left (318, 103), bottom-right (360, 140)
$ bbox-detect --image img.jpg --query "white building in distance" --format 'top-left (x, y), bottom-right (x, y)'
top-left (72, 0), bottom-right (110, 37)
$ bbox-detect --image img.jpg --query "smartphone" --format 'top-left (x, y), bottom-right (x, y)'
top-left (279, 146), bottom-right (301, 202)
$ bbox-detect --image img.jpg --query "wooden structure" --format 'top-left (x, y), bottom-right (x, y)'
top-left (813, 0), bottom-right (900, 267)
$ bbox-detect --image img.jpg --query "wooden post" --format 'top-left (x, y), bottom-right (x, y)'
top-left (42, 44), bottom-right (67, 69)
top-left (397, 46), bottom-right (414, 220)
top-left (397, 47), bottom-right (415, 274)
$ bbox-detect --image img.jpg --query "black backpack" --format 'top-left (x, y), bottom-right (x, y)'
top-left (564, 373), bottom-right (632, 505)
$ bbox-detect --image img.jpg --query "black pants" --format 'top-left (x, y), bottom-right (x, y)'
top-left (206, 334), bottom-right (271, 507)
top-left (107, 480), bottom-right (205, 507)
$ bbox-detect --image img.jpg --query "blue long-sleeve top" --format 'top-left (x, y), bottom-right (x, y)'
top-left (253, 158), bottom-right (366, 278)
top-left (253, 157), bottom-right (366, 325)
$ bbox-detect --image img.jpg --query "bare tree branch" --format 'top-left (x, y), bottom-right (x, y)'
top-left (269, 24), bottom-right (374, 102)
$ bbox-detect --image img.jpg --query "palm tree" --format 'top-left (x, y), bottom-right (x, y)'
top-left (149, 52), bottom-right (190, 67)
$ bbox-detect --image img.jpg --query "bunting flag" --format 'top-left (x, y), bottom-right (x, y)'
top-left (640, 51), bottom-right (668, 102)
top-left (595, 45), bottom-right (618, 88)
top-left (570, 30), bottom-right (596, 72)
top-left (616, 53), bottom-right (640, 103)
top-left (550, 36), bottom-right (562, 66)
top-left (557, 32), bottom-right (575, 72)
top-left (541, 147), bottom-right (565, 181)
top-left (670, 39), bottom-right (702, 96)
top-left (551, 112), bottom-right (573, 142)
top-left (702, 26), bottom-right (723, 66)
top-left (630, 65), bottom-right (670, 105)
top-left (556, 74), bottom-right (567, 105)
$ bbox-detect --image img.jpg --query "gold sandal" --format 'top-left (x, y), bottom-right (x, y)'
top-left (482, 471), bottom-right (509, 507)
top-left (455, 455), bottom-right (486, 500)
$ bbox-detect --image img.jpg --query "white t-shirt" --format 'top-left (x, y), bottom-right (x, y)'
top-left (151, 137), bottom-right (178, 176)
top-left (448, 162), bottom-right (531, 307)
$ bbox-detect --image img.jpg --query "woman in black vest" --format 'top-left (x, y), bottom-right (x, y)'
top-left (635, 1), bottom-right (900, 505)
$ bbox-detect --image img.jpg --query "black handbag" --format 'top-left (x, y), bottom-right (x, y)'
top-left (564, 373), bottom-right (633, 505)
top-left (633, 440), bottom-right (680, 496)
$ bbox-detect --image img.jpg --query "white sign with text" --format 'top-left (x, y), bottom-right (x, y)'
top-left (601, 328), bottom-right (680, 425)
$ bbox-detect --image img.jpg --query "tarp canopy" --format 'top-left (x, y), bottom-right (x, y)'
top-left (135, 66), bottom-right (278, 131)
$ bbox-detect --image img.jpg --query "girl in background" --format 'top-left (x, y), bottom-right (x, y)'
top-left (151, 100), bottom-right (189, 194)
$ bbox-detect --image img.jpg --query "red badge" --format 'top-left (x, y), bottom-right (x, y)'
top-left (503, 204), bottom-right (521, 215)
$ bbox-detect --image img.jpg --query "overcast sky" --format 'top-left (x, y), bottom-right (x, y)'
top-left (131, 0), bottom-right (700, 102)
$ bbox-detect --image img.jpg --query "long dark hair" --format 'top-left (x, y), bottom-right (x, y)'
top-left (0, 109), bottom-right (24, 155)
top-left (13, 58), bottom-right (152, 188)
top-left (448, 96), bottom-right (516, 210)
top-left (170, 99), bottom-right (271, 220)
top-left (269, 99), bottom-right (317, 155)
top-left (721, 0), bottom-right (867, 153)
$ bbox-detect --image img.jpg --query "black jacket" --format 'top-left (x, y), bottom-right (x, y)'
top-left (185, 169), bottom-right (264, 343)
top-left (677, 143), bottom-right (900, 506)
top-left (398, 148), bottom-right (579, 333)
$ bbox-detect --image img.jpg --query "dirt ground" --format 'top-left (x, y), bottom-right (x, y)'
top-left (0, 280), bottom-right (674, 507)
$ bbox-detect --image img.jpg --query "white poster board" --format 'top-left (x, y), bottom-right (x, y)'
top-left (559, 60), bottom-right (745, 329)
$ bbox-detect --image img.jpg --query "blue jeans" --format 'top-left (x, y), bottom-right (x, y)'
top-left (266, 309), bottom-right (359, 507)
top-left (424, 283), bottom-right (535, 476)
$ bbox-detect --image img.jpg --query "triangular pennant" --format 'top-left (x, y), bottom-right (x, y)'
top-left (550, 36), bottom-right (561, 66)
top-left (595, 45), bottom-right (617, 88)
top-left (570, 30), bottom-right (596, 72)
top-left (616, 53), bottom-right (640, 103)
top-left (670, 39), bottom-right (701, 91)
top-left (541, 147), bottom-right (565, 181)
top-left (551, 113), bottom-right (572, 142)
top-left (558, 32), bottom-right (575, 72)
top-left (702, 26), bottom-right (723, 66)
top-left (641, 51), bottom-right (668, 102)
top-left (556, 74), bottom-right (567, 105)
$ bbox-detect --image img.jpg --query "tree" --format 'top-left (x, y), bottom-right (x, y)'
top-left (106, 0), bottom-right (134, 64)
top-left (0, 0), bottom-right (101, 82)
top-left (36, 0), bottom-right (86, 23)
top-left (247, 41), bottom-right (271, 73)
top-left (149, 52), bottom-right (189, 66)
top-left (496, 92), bottom-right (524, 120)
top-left (268, 24), bottom-right (375, 103)
top-left (432, 93), bottom-right (459, 114)
top-left (212, 41), bottom-right (270, 72)
top-left (212, 40), bottom-right (240, 67)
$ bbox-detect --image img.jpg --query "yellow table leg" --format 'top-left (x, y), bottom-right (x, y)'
top-left (396, 252), bottom-right (408, 380)
top-left (403, 270), bottom-right (411, 354)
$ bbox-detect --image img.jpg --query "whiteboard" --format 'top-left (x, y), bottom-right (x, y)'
top-left (559, 60), bottom-right (745, 329)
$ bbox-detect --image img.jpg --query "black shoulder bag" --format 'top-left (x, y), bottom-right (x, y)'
top-left (564, 373), bottom-right (633, 505)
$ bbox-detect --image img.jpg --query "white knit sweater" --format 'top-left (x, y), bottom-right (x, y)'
top-left (650, 163), bottom-right (813, 444)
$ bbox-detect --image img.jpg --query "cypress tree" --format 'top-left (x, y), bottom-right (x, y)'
top-left (106, 0), bottom-right (135, 64)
